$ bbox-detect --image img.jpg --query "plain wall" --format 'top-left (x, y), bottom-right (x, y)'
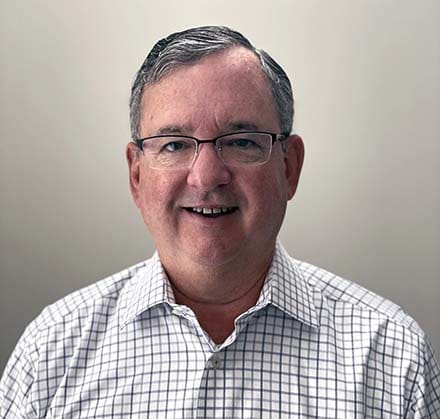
top-left (1, 0), bottom-right (439, 374)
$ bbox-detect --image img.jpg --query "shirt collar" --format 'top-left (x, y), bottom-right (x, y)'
top-left (254, 242), bottom-right (320, 329)
top-left (122, 242), bottom-right (320, 329)
top-left (121, 252), bottom-right (175, 328)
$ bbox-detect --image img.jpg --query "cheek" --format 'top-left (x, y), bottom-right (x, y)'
top-left (243, 166), bottom-right (289, 219)
top-left (140, 168), bottom-right (185, 225)
top-left (137, 171), bottom-right (175, 224)
top-left (261, 161), bottom-right (289, 199)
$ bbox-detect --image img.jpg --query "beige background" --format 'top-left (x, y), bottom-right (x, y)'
top-left (1, 0), bottom-right (439, 374)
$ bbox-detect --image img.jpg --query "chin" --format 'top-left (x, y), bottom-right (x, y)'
top-left (183, 237), bottom-right (242, 268)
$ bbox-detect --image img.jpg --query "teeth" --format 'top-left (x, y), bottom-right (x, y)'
top-left (190, 207), bottom-right (234, 215)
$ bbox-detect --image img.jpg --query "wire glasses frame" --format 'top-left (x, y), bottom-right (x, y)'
top-left (133, 131), bottom-right (289, 170)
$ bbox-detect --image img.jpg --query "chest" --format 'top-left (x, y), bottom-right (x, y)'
top-left (39, 308), bottom-right (412, 418)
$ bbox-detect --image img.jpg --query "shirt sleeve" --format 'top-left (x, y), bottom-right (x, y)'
top-left (412, 338), bottom-right (440, 418)
top-left (0, 327), bottom-right (39, 419)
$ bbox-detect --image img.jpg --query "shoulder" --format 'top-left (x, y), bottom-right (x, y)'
top-left (289, 257), bottom-right (440, 415)
top-left (294, 258), bottom-right (424, 337)
top-left (0, 259), bottom-right (153, 417)
top-left (18, 258), bottom-right (152, 350)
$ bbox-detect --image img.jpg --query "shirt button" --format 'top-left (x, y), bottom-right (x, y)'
top-left (210, 355), bottom-right (221, 369)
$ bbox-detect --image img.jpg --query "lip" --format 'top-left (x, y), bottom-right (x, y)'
top-left (181, 206), bottom-right (239, 220)
top-left (180, 203), bottom-right (237, 208)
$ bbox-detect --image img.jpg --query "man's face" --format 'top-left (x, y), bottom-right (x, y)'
top-left (127, 47), bottom-right (303, 270)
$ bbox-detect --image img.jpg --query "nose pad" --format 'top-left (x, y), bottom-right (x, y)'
top-left (190, 142), bottom-right (224, 167)
top-left (187, 143), bottom-right (231, 189)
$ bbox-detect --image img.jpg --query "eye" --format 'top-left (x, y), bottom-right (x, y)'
top-left (226, 138), bottom-right (259, 149)
top-left (162, 141), bottom-right (188, 152)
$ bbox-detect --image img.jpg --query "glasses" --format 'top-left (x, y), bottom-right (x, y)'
top-left (133, 131), bottom-right (288, 170)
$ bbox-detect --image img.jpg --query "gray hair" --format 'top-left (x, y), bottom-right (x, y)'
top-left (129, 26), bottom-right (294, 139)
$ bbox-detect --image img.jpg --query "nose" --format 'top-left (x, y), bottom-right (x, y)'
top-left (186, 143), bottom-right (232, 190)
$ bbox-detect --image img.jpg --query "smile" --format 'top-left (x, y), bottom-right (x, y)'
top-left (184, 207), bottom-right (238, 217)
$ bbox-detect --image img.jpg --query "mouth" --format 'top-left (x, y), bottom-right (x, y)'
top-left (183, 206), bottom-right (238, 218)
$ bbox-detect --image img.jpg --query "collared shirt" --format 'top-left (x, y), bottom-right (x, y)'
top-left (1, 243), bottom-right (439, 418)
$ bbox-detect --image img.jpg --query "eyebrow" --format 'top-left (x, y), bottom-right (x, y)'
top-left (156, 125), bottom-right (189, 135)
top-left (155, 121), bottom-right (260, 136)
top-left (225, 121), bottom-right (259, 132)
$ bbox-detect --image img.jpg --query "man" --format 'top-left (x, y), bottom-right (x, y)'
top-left (1, 26), bottom-right (439, 418)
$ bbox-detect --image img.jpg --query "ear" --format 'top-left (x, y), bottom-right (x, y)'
top-left (284, 134), bottom-right (305, 200)
top-left (126, 142), bottom-right (142, 208)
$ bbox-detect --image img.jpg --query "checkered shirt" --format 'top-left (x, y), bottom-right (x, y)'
top-left (1, 243), bottom-right (439, 418)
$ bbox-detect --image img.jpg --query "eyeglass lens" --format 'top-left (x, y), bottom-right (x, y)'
top-left (141, 133), bottom-right (273, 169)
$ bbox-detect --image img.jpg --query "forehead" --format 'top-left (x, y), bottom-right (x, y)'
top-left (139, 47), bottom-right (279, 136)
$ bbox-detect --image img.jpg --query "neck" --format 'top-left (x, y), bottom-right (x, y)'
top-left (171, 269), bottom-right (267, 343)
top-left (162, 248), bottom-right (275, 344)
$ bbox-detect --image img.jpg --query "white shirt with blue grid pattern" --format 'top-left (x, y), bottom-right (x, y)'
top-left (1, 243), bottom-right (439, 418)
